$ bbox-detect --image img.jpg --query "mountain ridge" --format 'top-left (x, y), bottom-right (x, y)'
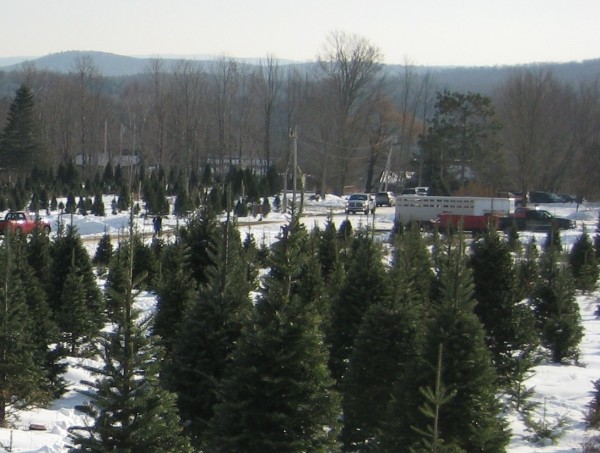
top-left (2, 50), bottom-right (600, 94)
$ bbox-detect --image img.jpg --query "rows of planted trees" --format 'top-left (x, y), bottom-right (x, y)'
top-left (1, 195), bottom-right (598, 451)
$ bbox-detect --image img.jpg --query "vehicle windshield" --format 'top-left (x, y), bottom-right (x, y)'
top-left (349, 194), bottom-right (367, 200)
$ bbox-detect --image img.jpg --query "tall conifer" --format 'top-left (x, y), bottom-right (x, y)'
top-left (533, 247), bottom-right (583, 363)
top-left (469, 230), bottom-right (538, 383)
top-left (328, 231), bottom-right (390, 384)
top-left (412, 235), bottom-right (510, 452)
top-left (205, 219), bottom-right (340, 452)
top-left (69, 219), bottom-right (191, 452)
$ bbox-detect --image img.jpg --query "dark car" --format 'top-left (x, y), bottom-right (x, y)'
top-left (375, 191), bottom-right (396, 207)
top-left (529, 191), bottom-right (563, 204)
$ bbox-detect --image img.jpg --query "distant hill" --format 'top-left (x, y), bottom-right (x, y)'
top-left (1, 50), bottom-right (600, 94)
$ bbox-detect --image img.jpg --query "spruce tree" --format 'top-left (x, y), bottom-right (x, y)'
top-left (328, 231), bottom-right (390, 384)
top-left (92, 232), bottom-right (113, 271)
top-left (411, 236), bottom-right (510, 452)
top-left (15, 237), bottom-right (66, 398)
top-left (341, 242), bottom-right (426, 451)
top-left (69, 221), bottom-right (191, 453)
top-left (515, 237), bottom-right (540, 300)
top-left (153, 241), bottom-right (197, 354)
top-left (49, 226), bottom-right (104, 335)
top-left (179, 213), bottom-right (219, 286)
top-left (0, 84), bottom-right (47, 177)
top-left (58, 264), bottom-right (94, 354)
top-left (0, 234), bottom-right (50, 426)
top-left (205, 219), bottom-right (340, 452)
top-left (569, 231), bottom-right (599, 292)
top-left (468, 229), bottom-right (538, 383)
top-left (165, 218), bottom-right (254, 447)
top-left (533, 247), bottom-right (583, 363)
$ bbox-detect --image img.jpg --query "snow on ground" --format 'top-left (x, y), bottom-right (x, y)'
top-left (0, 196), bottom-right (599, 452)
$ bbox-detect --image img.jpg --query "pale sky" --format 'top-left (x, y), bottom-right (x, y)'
top-left (1, 0), bottom-right (598, 66)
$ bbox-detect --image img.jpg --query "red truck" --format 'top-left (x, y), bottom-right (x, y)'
top-left (436, 207), bottom-right (575, 233)
top-left (0, 211), bottom-right (51, 235)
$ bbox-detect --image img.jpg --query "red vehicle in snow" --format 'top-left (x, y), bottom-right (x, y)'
top-left (0, 211), bottom-right (51, 235)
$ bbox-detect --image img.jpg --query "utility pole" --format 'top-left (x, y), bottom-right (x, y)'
top-left (380, 136), bottom-right (395, 192)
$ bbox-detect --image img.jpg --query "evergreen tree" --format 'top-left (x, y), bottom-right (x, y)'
top-left (317, 216), bottom-right (339, 282)
top-left (92, 232), bottom-right (113, 271)
top-left (0, 235), bottom-right (50, 426)
top-left (341, 245), bottom-right (426, 451)
top-left (58, 264), bottom-right (95, 354)
top-left (69, 221), bottom-right (191, 452)
top-left (48, 226), bottom-right (104, 336)
top-left (515, 237), bottom-right (540, 300)
top-left (544, 225), bottom-right (562, 252)
top-left (205, 219), bottom-right (340, 452)
top-left (14, 234), bottom-right (66, 398)
top-left (569, 231), bottom-right (599, 292)
top-left (411, 236), bottom-right (510, 452)
top-left (0, 84), bottom-right (47, 177)
top-left (153, 241), bottom-right (197, 354)
top-left (179, 213), bottom-right (219, 286)
top-left (533, 247), bottom-right (583, 363)
top-left (468, 229), bottom-right (538, 383)
top-left (328, 232), bottom-right (390, 384)
top-left (165, 220), bottom-right (254, 448)
top-left (91, 192), bottom-right (105, 216)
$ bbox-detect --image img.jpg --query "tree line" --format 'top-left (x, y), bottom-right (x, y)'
top-left (0, 198), bottom-right (598, 451)
top-left (1, 31), bottom-right (600, 199)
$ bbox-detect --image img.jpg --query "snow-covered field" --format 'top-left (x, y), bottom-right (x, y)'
top-left (1, 195), bottom-right (599, 452)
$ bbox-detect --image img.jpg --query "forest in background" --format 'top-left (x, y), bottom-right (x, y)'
top-left (1, 32), bottom-right (600, 202)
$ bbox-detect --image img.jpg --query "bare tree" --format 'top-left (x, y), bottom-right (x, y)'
top-left (318, 30), bottom-right (384, 193)
top-left (73, 55), bottom-right (103, 178)
top-left (147, 58), bottom-right (169, 170)
top-left (254, 55), bottom-right (280, 169)
top-left (496, 69), bottom-right (574, 194)
top-left (170, 59), bottom-right (206, 171)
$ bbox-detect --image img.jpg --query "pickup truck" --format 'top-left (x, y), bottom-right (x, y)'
top-left (345, 193), bottom-right (376, 215)
top-left (0, 211), bottom-right (51, 235)
top-left (498, 207), bottom-right (575, 232)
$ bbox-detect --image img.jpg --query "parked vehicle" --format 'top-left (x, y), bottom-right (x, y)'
top-left (345, 193), bottom-right (376, 215)
top-left (529, 191), bottom-right (563, 204)
top-left (375, 191), bottom-right (396, 207)
top-left (395, 195), bottom-right (514, 227)
top-left (499, 207), bottom-right (575, 232)
top-left (0, 211), bottom-right (51, 235)
top-left (401, 186), bottom-right (429, 196)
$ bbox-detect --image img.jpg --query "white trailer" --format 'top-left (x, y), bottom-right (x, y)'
top-left (394, 196), bottom-right (515, 226)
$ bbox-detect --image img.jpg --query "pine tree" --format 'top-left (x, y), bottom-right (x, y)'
top-left (515, 237), bottom-right (540, 300)
top-left (341, 245), bottom-right (426, 451)
top-left (165, 218), bottom-right (254, 447)
top-left (69, 218), bottom-right (191, 453)
top-left (91, 192), bottom-right (105, 216)
top-left (411, 236), bottom-right (510, 452)
top-left (153, 241), bottom-right (197, 354)
top-left (0, 235), bottom-right (50, 426)
top-left (533, 247), bottom-right (583, 363)
top-left (205, 219), bottom-right (340, 452)
top-left (328, 231), bottom-right (390, 384)
top-left (179, 213), bottom-right (219, 286)
top-left (92, 232), bottom-right (113, 271)
top-left (569, 231), bottom-right (599, 292)
top-left (58, 264), bottom-right (95, 354)
top-left (0, 84), bottom-right (47, 177)
top-left (49, 225), bottom-right (104, 339)
top-left (468, 229), bottom-right (538, 383)
top-left (17, 246), bottom-right (66, 398)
